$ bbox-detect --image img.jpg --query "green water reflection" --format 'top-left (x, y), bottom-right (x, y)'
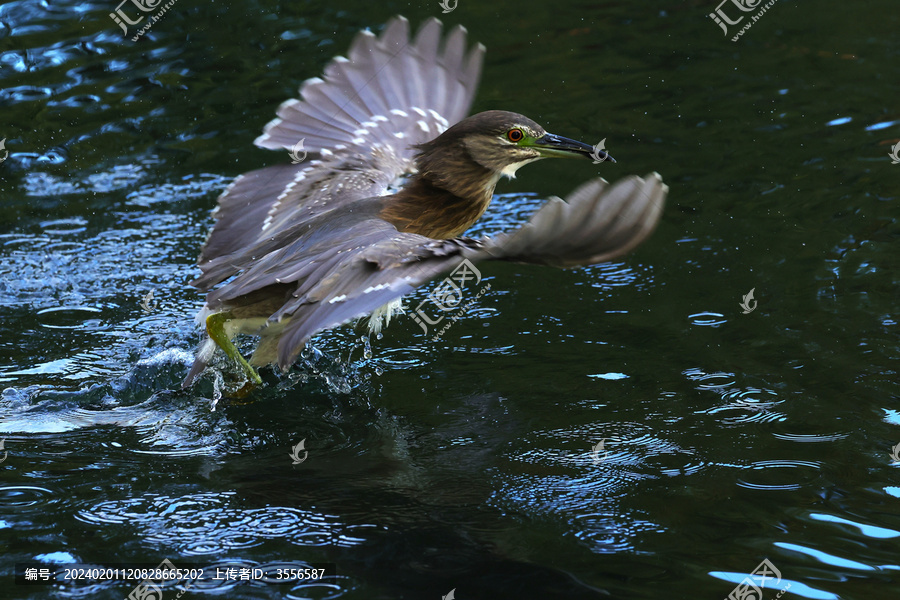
top-left (1, 0), bottom-right (898, 599)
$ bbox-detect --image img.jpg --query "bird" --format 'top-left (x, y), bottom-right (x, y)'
top-left (182, 16), bottom-right (667, 388)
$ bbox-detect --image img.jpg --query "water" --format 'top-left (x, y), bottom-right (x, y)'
top-left (2, 0), bottom-right (899, 598)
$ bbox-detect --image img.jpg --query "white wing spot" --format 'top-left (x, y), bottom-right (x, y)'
top-left (411, 107), bottom-right (427, 117)
top-left (390, 109), bottom-right (409, 118)
top-left (417, 120), bottom-right (430, 133)
top-left (393, 132), bottom-right (406, 139)
top-left (220, 174), bottom-right (245, 198)
top-left (276, 170), bottom-right (307, 201)
top-left (329, 294), bottom-right (348, 304)
top-left (428, 109), bottom-right (449, 127)
top-left (363, 283), bottom-right (390, 294)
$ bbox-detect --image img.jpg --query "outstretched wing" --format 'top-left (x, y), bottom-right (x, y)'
top-left (206, 173), bottom-right (666, 369)
top-left (253, 16), bottom-right (484, 156)
top-left (195, 16), bottom-right (485, 280)
top-left (475, 173), bottom-right (667, 268)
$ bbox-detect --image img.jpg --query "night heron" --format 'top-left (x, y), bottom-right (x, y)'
top-left (182, 16), bottom-right (667, 388)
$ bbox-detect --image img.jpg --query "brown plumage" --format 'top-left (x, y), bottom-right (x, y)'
top-left (182, 17), bottom-right (667, 388)
top-left (380, 111), bottom-right (546, 237)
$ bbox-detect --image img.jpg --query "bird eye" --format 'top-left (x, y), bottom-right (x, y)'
top-left (507, 128), bottom-right (524, 143)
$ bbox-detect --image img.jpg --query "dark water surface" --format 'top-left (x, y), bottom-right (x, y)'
top-left (1, 0), bottom-right (899, 598)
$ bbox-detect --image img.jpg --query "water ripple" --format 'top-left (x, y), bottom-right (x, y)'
top-left (76, 491), bottom-right (368, 556)
top-left (35, 305), bottom-right (103, 330)
top-left (772, 432), bottom-right (849, 443)
top-left (808, 512), bottom-right (900, 539)
top-left (736, 459), bottom-right (822, 491)
top-left (775, 541), bottom-right (875, 571)
top-left (0, 485), bottom-right (57, 508)
top-left (684, 368), bottom-right (736, 389)
top-left (285, 581), bottom-right (350, 600)
top-left (688, 311), bottom-right (728, 327)
top-left (571, 511), bottom-right (663, 554)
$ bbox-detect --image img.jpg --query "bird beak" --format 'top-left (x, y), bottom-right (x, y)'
top-left (531, 132), bottom-right (616, 163)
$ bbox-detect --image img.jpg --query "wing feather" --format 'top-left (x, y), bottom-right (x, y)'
top-left (474, 173), bottom-right (668, 267)
top-left (185, 17), bottom-right (666, 385)
top-left (195, 16), bottom-right (484, 273)
top-left (205, 173), bottom-right (667, 370)
top-left (254, 16), bottom-right (483, 155)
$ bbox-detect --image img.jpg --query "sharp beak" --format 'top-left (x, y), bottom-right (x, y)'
top-left (531, 132), bottom-right (616, 163)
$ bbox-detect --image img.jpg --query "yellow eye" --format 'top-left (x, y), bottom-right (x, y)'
top-left (507, 128), bottom-right (524, 143)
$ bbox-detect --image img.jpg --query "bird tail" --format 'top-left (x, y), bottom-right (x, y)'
top-left (472, 173), bottom-right (667, 268)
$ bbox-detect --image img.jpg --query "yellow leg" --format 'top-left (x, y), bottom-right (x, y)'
top-left (206, 312), bottom-right (262, 386)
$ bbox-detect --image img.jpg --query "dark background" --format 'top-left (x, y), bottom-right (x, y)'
top-left (1, 0), bottom-right (898, 598)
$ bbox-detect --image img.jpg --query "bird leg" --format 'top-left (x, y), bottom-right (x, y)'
top-left (206, 312), bottom-right (263, 386)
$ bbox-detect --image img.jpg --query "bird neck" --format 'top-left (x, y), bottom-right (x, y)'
top-left (379, 167), bottom-right (499, 239)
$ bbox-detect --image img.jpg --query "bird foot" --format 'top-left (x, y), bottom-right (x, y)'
top-left (206, 312), bottom-right (263, 387)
